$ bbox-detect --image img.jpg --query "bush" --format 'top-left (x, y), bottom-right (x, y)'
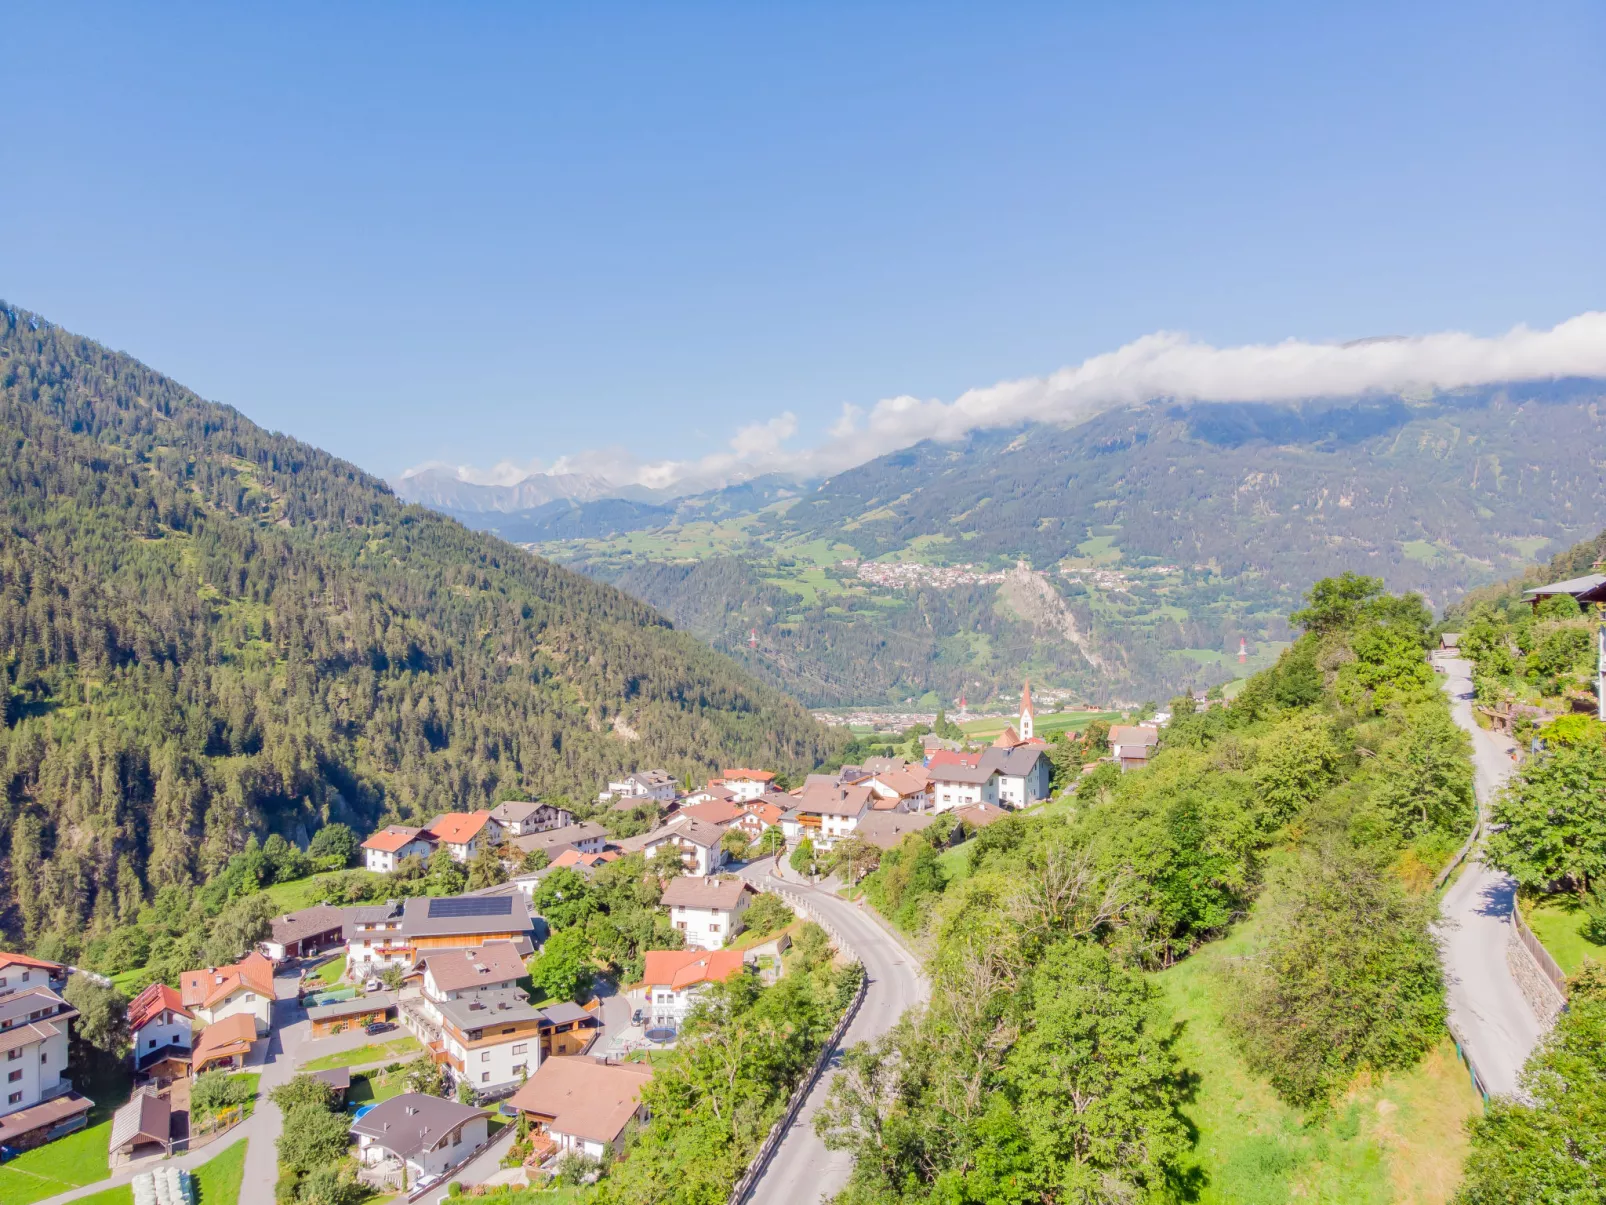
top-left (190, 1069), bottom-right (255, 1118)
top-left (741, 892), bottom-right (795, 937)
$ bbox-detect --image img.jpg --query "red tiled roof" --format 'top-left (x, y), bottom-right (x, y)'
top-left (675, 800), bottom-right (747, 827)
top-left (927, 750), bottom-right (979, 769)
top-left (180, 951), bottom-right (274, 1010)
top-left (425, 811), bottom-right (493, 845)
top-left (128, 983), bottom-right (192, 1032)
top-left (719, 769), bottom-right (774, 782)
top-left (0, 951), bottom-right (64, 974)
top-left (641, 949), bottom-right (744, 991)
top-left (191, 1013), bottom-right (258, 1070)
top-left (361, 825), bottom-right (430, 853)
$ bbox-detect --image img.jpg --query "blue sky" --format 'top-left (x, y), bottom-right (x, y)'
top-left (5, 2), bottom-right (1603, 484)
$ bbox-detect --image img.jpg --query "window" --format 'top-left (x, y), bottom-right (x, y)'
top-left (6, 1049), bottom-right (19, 1062)
top-left (7, 1070), bottom-right (20, 1083)
top-left (511, 1044), bottom-right (527, 1055)
top-left (708, 923), bottom-right (721, 933)
top-left (38, 1051), bottom-right (45, 1065)
top-left (243, 993), bottom-right (255, 1002)
top-left (7, 1092), bottom-right (19, 1105)
top-left (480, 1072), bottom-right (490, 1083)
top-left (452, 1128), bottom-right (462, 1144)
top-left (480, 1051), bottom-right (490, 1063)
top-left (149, 1038), bottom-right (158, 1049)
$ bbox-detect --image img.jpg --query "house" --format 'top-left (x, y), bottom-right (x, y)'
top-left (346, 894), bottom-right (536, 973)
top-left (306, 993), bottom-right (396, 1038)
top-left (677, 784), bottom-right (736, 809)
top-left (548, 848), bottom-right (618, 871)
top-left (789, 781), bottom-right (873, 848)
top-left (604, 770), bottom-right (678, 804)
top-left (862, 766), bottom-right (932, 812)
top-left (434, 991), bottom-right (548, 1094)
top-left (953, 801), bottom-right (1011, 830)
top-left (660, 877), bottom-right (756, 951)
top-left (190, 1013), bottom-right (259, 1075)
top-left (1108, 724), bottom-right (1160, 771)
top-left (424, 812), bottom-right (502, 863)
top-left (179, 952), bottom-right (274, 1033)
top-left (414, 945), bottom-right (528, 1017)
top-left (128, 983), bottom-right (194, 1081)
top-left (488, 801), bottom-right (574, 837)
top-left (854, 811), bottom-right (953, 851)
top-left (929, 760), bottom-right (998, 811)
top-left (0, 953), bottom-right (67, 999)
top-left (506, 1056), bottom-right (653, 1161)
top-left (263, 905), bottom-right (345, 962)
top-left (1523, 573), bottom-right (1606, 612)
top-left (361, 826), bottom-right (438, 874)
top-left (989, 744), bottom-right (1051, 808)
top-left (108, 1088), bottom-right (171, 1159)
top-left (351, 1093), bottom-right (488, 1185)
top-left (510, 821), bottom-right (607, 862)
top-left (0, 982), bottom-right (90, 1145)
top-left (640, 949), bottom-right (745, 1026)
top-left (730, 799), bottom-right (787, 844)
top-left (642, 815), bottom-right (728, 876)
top-left (673, 799), bottom-right (749, 830)
top-left (718, 769), bottom-right (775, 802)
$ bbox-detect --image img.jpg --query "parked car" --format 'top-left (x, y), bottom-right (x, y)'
top-left (364, 1020), bottom-right (394, 1035)
top-left (630, 1008), bottom-right (644, 1026)
top-left (363, 978), bottom-right (382, 992)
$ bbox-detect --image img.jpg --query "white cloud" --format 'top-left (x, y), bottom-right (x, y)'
top-left (405, 312), bottom-right (1606, 497)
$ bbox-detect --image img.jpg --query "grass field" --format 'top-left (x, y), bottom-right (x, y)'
top-left (261, 869), bottom-right (385, 913)
top-left (348, 1068), bottom-right (408, 1107)
top-left (309, 954), bottom-right (347, 987)
top-left (960, 709), bottom-right (1122, 740)
top-left (300, 1034), bottom-right (421, 1072)
top-left (937, 839), bottom-right (974, 885)
top-left (69, 1137), bottom-right (250, 1205)
top-left (1526, 897), bottom-right (1602, 976)
top-left (0, 1077), bottom-right (131, 1204)
top-left (1157, 922), bottom-right (1480, 1204)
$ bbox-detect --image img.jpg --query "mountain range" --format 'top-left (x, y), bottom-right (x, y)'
top-left (485, 380), bottom-right (1606, 707)
top-left (0, 304), bottom-right (839, 947)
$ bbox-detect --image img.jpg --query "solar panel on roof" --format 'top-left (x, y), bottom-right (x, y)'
top-left (427, 895), bottom-right (514, 919)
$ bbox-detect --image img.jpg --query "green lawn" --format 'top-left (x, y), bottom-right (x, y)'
top-left (1156, 921), bottom-right (1479, 1204)
top-left (260, 868), bottom-right (385, 913)
top-left (70, 1137), bottom-right (251, 1205)
top-left (960, 709), bottom-right (1122, 740)
top-left (937, 840), bottom-right (973, 885)
top-left (1526, 897), bottom-right (1602, 976)
top-left (309, 953), bottom-right (347, 987)
top-left (299, 1034), bottom-right (421, 1072)
top-left (347, 1069), bottom-right (408, 1107)
top-left (0, 1078), bottom-right (131, 1204)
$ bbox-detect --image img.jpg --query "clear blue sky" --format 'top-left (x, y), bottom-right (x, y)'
top-left (5, 2), bottom-right (1602, 480)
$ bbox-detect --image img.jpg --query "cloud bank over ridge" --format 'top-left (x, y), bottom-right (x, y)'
top-left (403, 312), bottom-right (1606, 499)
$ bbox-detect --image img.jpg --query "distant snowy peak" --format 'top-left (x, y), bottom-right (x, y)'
top-left (391, 466), bottom-right (634, 512)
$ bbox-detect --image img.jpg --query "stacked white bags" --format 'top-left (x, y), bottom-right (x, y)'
top-left (130, 1166), bottom-right (195, 1205)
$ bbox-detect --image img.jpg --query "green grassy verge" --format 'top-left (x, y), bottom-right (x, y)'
top-left (0, 1079), bottom-right (131, 1204)
top-left (299, 1034), bottom-right (422, 1072)
top-left (960, 709), bottom-right (1122, 740)
top-left (936, 840), bottom-right (973, 885)
top-left (309, 954), bottom-right (347, 987)
top-left (1156, 923), bottom-right (1479, 1204)
top-left (1526, 897), bottom-right (1603, 976)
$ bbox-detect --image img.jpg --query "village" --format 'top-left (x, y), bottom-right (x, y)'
top-left (0, 684), bottom-right (1167, 1202)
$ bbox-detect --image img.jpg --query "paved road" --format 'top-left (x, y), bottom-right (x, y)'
top-left (736, 859), bottom-right (929, 1205)
top-left (1434, 654), bottom-right (1546, 1098)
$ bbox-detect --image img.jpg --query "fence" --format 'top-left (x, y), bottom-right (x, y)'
top-left (1511, 902), bottom-right (1570, 1001)
top-left (1432, 821), bottom-right (1482, 890)
top-left (727, 969), bottom-right (868, 1205)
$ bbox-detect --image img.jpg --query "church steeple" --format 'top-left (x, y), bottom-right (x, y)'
top-left (1019, 679), bottom-right (1034, 741)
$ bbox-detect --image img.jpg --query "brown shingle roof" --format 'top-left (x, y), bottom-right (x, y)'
top-left (659, 877), bottom-right (754, 912)
top-left (507, 1057), bottom-right (653, 1145)
top-left (417, 943), bottom-right (527, 993)
top-left (191, 1012), bottom-right (258, 1070)
top-left (180, 952), bottom-right (274, 1009)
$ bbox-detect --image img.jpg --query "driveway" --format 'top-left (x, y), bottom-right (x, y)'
top-left (735, 859), bottom-right (929, 1205)
top-left (1434, 654), bottom-right (1548, 1098)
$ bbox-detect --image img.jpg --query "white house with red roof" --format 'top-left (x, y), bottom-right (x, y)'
top-left (424, 811), bottom-right (502, 863)
top-left (179, 951), bottom-right (274, 1034)
top-left (128, 983), bottom-right (194, 1080)
top-left (361, 825), bottom-right (438, 873)
top-left (717, 769), bottom-right (774, 802)
top-left (640, 949), bottom-right (745, 1025)
top-left (0, 952), bottom-right (66, 1000)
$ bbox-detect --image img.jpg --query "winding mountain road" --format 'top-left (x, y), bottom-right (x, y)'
top-left (738, 860), bottom-right (929, 1205)
top-left (1434, 653), bottom-right (1546, 1098)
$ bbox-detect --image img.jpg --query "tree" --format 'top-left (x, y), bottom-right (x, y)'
top-left (279, 1101), bottom-right (354, 1174)
top-left (533, 868), bottom-right (597, 930)
top-left (521, 848), bottom-right (550, 874)
top-left (1002, 939), bottom-right (1189, 1198)
top-left (203, 892), bottom-right (277, 965)
top-left (1227, 840), bottom-right (1445, 1106)
top-left (1289, 572), bottom-right (1388, 635)
top-left (190, 1069), bottom-right (255, 1119)
top-left (269, 1073), bottom-right (337, 1113)
top-left (427, 847), bottom-right (467, 896)
top-left (789, 837), bottom-right (818, 877)
top-left (62, 975), bottom-right (130, 1071)
top-left (1368, 703), bottom-right (1476, 840)
top-left (719, 827), bottom-right (753, 863)
top-left (530, 927), bottom-right (593, 1003)
top-left (378, 964), bottom-right (405, 992)
top-left (832, 836), bottom-right (880, 886)
top-left (295, 1165), bottom-right (365, 1205)
top-left (1487, 740), bottom-right (1606, 894)
top-left (402, 1055), bottom-right (445, 1097)
top-left (1456, 964), bottom-right (1606, 1202)
top-left (456, 1077), bottom-right (478, 1105)
top-left (466, 843), bottom-right (507, 891)
top-left (753, 827), bottom-right (786, 859)
top-left (741, 892), bottom-right (795, 938)
top-left (308, 823), bottom-right (358, 866)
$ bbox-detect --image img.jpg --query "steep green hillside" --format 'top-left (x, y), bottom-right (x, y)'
top-left (535, 384), bottom-right (1606, 705)
top-left (0, 304), bottom-right (841, 948)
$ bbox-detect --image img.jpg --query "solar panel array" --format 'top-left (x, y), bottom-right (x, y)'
top-left (427, 895), bottom-right (514, 919)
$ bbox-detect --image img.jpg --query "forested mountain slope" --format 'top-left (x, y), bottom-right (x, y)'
top-left (534, 382), bottom-right (1606, 706)
top-left (0, 304), bottom-right (840, 948)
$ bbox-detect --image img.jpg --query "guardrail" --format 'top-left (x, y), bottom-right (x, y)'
top-left (1446, 1016), bottom-right (1491, 1102)
top-left (728, 968), bottom-right (868, 1205)
top-left (1432, 821), bottom-right (1482, 890)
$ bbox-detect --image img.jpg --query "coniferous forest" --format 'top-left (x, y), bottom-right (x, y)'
top-left (0, 304), bottom-right (842, 953)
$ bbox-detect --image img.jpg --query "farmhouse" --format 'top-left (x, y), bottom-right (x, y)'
top-left (361, 825), bottom-right (438, 873)
top-left (506, 1056), bottom-right (653, 1161)
top-left (179, 952), bottom-right (274, 1033)
top-left (660, 877), bottom-right (756, 951)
